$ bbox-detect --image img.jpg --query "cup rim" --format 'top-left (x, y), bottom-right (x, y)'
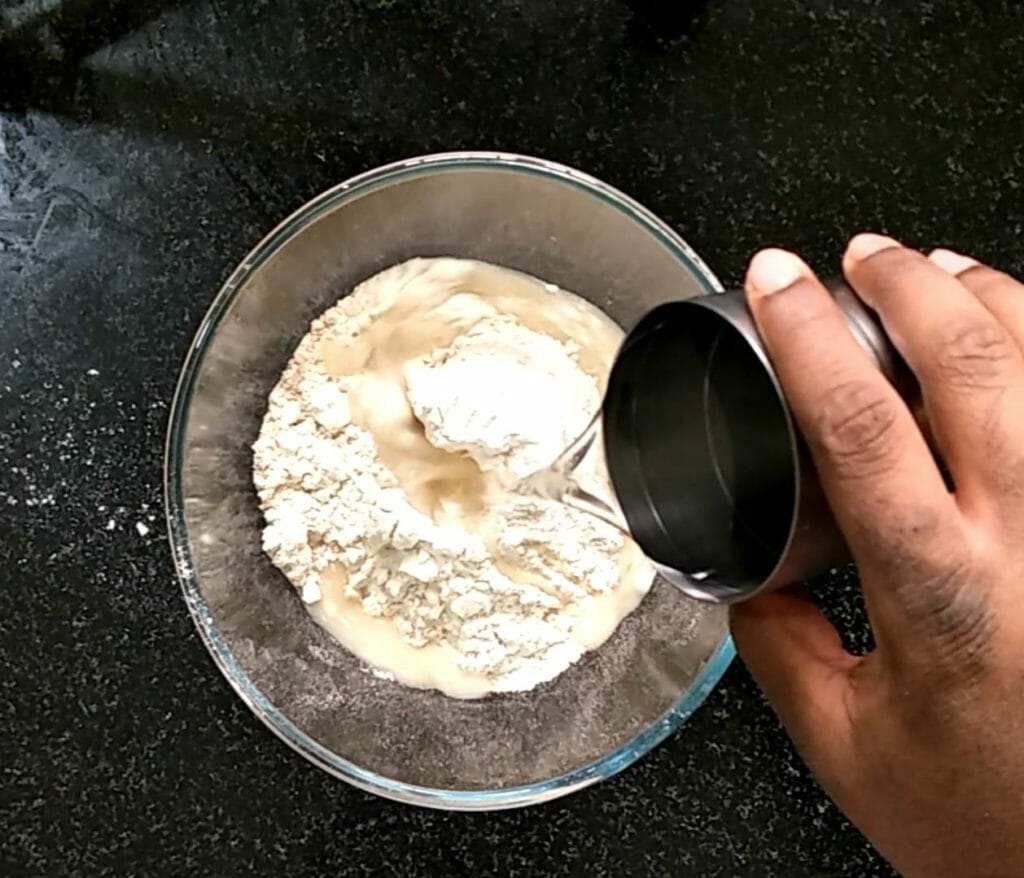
top-left (164, 150), bottom-right (736, 810)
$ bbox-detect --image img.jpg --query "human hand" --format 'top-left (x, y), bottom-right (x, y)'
top-left (730, 235), bottom-right (1024, 877)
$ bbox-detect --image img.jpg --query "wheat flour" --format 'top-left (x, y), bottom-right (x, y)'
top-left (253, 258), bottom-right (653, 697)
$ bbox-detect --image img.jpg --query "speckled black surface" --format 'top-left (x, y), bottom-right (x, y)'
top-left (2, 1), bottom-right (1023, 875)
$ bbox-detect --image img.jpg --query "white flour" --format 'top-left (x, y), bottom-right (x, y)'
top-left (253, 258), bottom-right (653, 697)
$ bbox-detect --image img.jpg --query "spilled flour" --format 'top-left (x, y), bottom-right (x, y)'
top-left (253, 258), bottom-right (653, 698)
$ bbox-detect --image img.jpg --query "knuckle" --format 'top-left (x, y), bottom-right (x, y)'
top-left (892, 543), bottom-right (968, 614)
top-left (880, 529), bottom-right (997, 681)
top-left (994, 463), bottom-right (1024, 504)
top-left (931, 316), bottom-right (1016, 390)
top-left (812, 380), bottom-right (904, 479)
top-left (889, 501), bottom-right (949, 546)
top-left (981, 431), bottom-right (1024, 500)
top-left (912, 565), bottom-right (996, 682)
top-left (853, 502), bottom-right (950, 593)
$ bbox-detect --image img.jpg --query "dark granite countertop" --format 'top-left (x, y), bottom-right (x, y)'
top-left (3, 1), bottom-right (1022, 875)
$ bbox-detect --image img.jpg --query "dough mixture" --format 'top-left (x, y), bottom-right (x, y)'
top-left (253, 257), bottom-right (653, 698)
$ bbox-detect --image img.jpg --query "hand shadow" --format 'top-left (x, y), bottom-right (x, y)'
top-left (1, 0), bottom-right (195, 108)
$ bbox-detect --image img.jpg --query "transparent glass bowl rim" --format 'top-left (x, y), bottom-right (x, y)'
top-left (164, 151), bottom-right (736, 810)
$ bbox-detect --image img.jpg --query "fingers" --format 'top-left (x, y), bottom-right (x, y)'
top-left (929, 249), bottom-right (1024, 357)
top-left (744, 249), bottom-right (957, 601)
top-left (730, 587), bottom-right (857, 770)
top-left (843, 236), bottom-right (1024, 514)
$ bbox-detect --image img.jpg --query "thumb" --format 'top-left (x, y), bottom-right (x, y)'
top-left (730, 587), bottom-right (860, 764)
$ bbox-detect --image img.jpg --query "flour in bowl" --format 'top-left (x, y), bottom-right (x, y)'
top-left (253, 258), bottom-right (654, 698)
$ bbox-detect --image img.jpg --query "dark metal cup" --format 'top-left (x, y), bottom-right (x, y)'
top-left (602, 281), bottom-right (915, 604)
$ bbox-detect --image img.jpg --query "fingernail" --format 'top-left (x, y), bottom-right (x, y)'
top-left (845, 233), bottom-right (901, 263)
top-left (929, 248), bottom-right (979, 276)
top-left (746, 248), bottom-right (810, 296)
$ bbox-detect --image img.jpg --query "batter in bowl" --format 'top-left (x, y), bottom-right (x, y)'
top-left (253, 257), bottom-right (653, 697)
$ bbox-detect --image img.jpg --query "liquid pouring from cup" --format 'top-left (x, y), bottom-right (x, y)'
top-left (520, 280), bottom-right (917, 605)
top-left (517, 409), bottom-right (633, 536)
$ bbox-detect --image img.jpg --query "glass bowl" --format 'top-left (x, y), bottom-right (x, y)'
top-left (165, 152), bottom-right (734, 809)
